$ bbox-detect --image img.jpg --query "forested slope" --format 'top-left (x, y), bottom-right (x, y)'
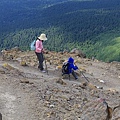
top-left (0, 0), bottom-right (120, 62)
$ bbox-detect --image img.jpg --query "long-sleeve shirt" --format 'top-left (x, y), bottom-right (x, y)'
top-left (35, 40), bottom-right (43, 53)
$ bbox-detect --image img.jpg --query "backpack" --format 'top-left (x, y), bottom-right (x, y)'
top-left (62, 62), bottom-right (69, 74)
top-left (30, 40), bottom-right (36, 51)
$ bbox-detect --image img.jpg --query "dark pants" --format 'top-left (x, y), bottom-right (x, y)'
top-left (62, 70), bottom-right (78, 80)
top-left (35, 52), bottom-right (44, 70)
top-left (71, 70), bottom-right (78, 79)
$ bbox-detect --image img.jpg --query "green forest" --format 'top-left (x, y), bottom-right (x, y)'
top-left (0, 0), bottom-right (120, 62)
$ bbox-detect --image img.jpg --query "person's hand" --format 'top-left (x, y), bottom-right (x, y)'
top-left (42, 48), bottom-right (45, 53)
top-left (75, 66), bottom-right (78, 69)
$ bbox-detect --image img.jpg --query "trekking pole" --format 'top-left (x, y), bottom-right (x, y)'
top-left (44, 54), bottom-right (49, 75)
top-left (74, 62), bottom-right (89, 82)
top-left (80, 70), bottom-right (89, 82)
top-left (44, 59), bottom-right (49, 75)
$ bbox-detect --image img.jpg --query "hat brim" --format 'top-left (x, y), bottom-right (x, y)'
top-left (38, 37), bottom-right (47, 40)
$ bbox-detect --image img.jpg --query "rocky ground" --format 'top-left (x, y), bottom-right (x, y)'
top-left (0, 48), bottom-right (120, 120)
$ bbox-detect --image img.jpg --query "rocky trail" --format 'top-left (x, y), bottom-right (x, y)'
top-left (0, 49), bottom-right (120, 120)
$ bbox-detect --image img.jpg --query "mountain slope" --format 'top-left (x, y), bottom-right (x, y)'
top-left (0, 49), bottom-right (120, 119)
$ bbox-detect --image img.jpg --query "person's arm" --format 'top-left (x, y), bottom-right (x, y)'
top-left (71, 64), bottom-right (78, 70)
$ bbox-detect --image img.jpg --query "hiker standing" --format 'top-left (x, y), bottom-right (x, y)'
top-left (35, 33), bottom-right (47, 72)
top-left (62, 57), bottom-right (78, 79)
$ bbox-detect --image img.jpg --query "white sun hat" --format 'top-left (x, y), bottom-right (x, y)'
top-left (38, 33), bottom-right (47, 40)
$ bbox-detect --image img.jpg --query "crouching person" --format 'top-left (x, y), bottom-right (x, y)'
top-left (62, 57), bottom-right (78, 80)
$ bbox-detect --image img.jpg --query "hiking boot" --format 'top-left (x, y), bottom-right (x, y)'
top-left (75, 77), bottom-right (78, 80)
top-left (41, 70), bottom-right (46, 73)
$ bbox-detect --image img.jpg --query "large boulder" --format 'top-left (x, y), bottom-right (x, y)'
top-left (70, 48), bottom-right (86, 58)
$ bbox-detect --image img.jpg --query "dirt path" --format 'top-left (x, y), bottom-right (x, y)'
top-left (0, 69), bottom-right (38, 120)
top-left (0, 83), bottom-right (34, 120)
top-left (85, 60), bottom-right (120, 92)
top-left (0, 56), bottom-right (120, 120)
top-left (0, 59), bottom-right (61, 120)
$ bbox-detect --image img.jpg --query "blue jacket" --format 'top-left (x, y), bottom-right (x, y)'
top-left (67, 57), bottom-right (78, 74)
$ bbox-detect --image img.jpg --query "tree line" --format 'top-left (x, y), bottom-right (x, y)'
top-left (0, 0), bottom-right (120, 62)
